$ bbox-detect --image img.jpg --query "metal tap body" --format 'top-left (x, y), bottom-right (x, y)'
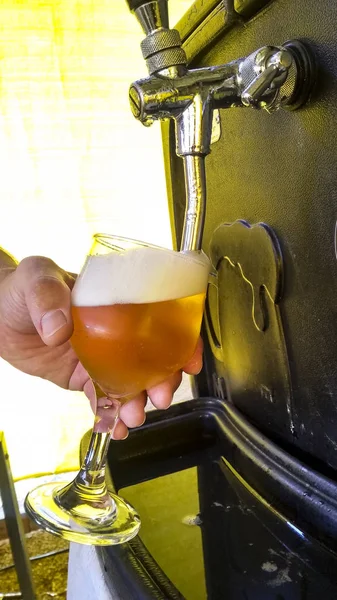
top-left (128, 1), bottom-right (313, 251)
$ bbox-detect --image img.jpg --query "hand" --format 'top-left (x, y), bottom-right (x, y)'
top-left (0, 255), bottom-right (203, 439)
top-left (93, 337), bottom-right (203, 439)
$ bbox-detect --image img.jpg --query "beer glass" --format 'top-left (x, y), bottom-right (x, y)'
top-left (25, 234), bottom-right (210, 545)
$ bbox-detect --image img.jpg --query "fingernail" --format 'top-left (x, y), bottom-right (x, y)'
top-left (111, 431), bottom-right (129, 440)
top-left (111, 419), bottom-right (129, 441)
top-left (41, 309), bottom-right (67, 337)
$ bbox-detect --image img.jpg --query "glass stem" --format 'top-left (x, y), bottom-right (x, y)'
top-left (56, 430), bottom-right (115, 512)
top-left (75, 396), bottom-right (120, 489)
top-left (55, 427), bottom-right (116, 517)
top-left (78, 431), bottom-right (112, 487)
top-left (55, 420), bottom-right (119, 520)
top-left (55, 398), bottom-right (120, 514)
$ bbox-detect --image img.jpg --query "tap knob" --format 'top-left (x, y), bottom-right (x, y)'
top-left (240, 47), bottom-right (294, 110)
top-left (125, 0), bottom-right (187, 76)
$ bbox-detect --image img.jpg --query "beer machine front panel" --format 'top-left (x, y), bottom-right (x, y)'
top-left (127, 0), bottom-right (326, 464)
top-left (168, 0), bottom-right (337, 472)
top-left (95, 1), bottom-right (337, 598)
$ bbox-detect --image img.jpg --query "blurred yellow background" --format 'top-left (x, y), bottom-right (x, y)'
top-left (0, 0), bottom-right (192, 478)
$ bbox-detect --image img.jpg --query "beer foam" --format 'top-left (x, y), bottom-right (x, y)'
top-left (72, 246), bottom-right (210, 306)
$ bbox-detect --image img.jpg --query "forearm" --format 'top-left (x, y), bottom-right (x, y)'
top-left (0, 248), bottom-right (18, 284)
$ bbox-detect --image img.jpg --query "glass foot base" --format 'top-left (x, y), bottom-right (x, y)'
top-left (24, 481), bottom-right (141, 546)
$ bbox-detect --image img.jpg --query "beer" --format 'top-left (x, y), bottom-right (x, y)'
top-left (71, 245), bottom-right (210, 400)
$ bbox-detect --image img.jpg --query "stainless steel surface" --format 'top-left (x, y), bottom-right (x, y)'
top-left (128, 62), bottom-right (240, 127)
top-left (135, 1), bottom-right (168, 34)
top-left (157, 64), bottom-right (188, 78)
top-left (129, 2), bottom-right (308, 251)
top-left (140, 28), bottom-right (182, 59)
top-left (176, 93), bottom-right (213, 156)
top-left (181, 155), bottom-right (206, 252)
top-left (140, 28), bottom-right (187, 74)
top-left (240, 46), bottom-right (295, 110)
top-left (210, 109), bottom-right (221, 146)
top-left (145, 46), bottom-right (187, 75)
top-left (134, 1), bottom-right (186, 75)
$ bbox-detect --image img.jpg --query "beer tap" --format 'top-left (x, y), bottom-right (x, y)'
top-left (126, 0), bottom-right (314, 252)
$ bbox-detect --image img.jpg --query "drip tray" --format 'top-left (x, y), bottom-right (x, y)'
top-left (80, 398), bottom-right (337, 599)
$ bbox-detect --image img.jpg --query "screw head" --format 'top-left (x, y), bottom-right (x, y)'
top-left (129, 86), bottom-right (142, 119)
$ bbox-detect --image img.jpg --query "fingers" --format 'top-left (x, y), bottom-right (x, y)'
top-left (183, 337), bottom-right (203, 375)
top-left (111, 419), bottom-right (129, 440)
top-left (94, 412), bottom-right (131, 440)
top-left (148, 371), bottom-right (182, 410)
top-left (83, 336), bottom-right (204, 441)
top-left (81, 376), bottom-right (96, 411)
top-left (113, 339), bottom-right (203, 434)
top-left (94, 395), bottom-right (147, 440)
top-left (84, 385), bottom-right (147, 439)
top-left (119, 393), bottom-right (147, 428)
top-left (109, 341), bottom-right (204, 436)
top-left (137, 338), bottom-right (203, 414)
top-left (14, 256), bottom-right (75, 346)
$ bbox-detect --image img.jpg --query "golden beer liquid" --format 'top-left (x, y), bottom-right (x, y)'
top-left (71, 292), bottom-right (205, 400)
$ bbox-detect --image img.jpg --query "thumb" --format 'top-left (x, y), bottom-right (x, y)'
top-left (12, 256), bottom-right (75, 346)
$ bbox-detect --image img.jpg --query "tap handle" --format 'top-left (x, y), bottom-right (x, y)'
top-left (241, 64), bottom-right (282, 106)
top-left (241, 48), bottom-right (293, 108)
top-left (125, 0), bottom-right (154, 11)
top-left (126, 0), bottom-right (186, 75)
top-left (125, 0), bottom-right (169, 32)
